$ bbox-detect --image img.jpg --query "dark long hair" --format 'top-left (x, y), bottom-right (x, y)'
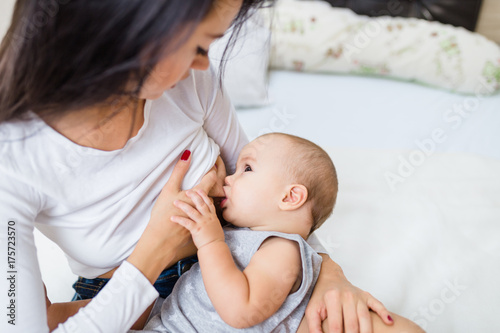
top-left (0, 0), bottom-right (271, 123)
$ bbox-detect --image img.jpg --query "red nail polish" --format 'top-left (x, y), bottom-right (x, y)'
top-left (388, 315), bottom-right (393, 322)
top-left (181, 150), bottom-right (191, 161)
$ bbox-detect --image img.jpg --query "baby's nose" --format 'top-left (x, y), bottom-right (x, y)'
top-left (224, 175), bottom-right (232, 186)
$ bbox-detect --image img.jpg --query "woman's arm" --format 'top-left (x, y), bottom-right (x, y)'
top-left (0, 175), bottom-right (52, 332)
top-left (45, 283), bottom-right (154, 331)
top-left (0, 176), bottom-right (160, 333)
top-left (305, 254), bottom-right (394, 333)
top-left (171, 190), bottom-right (302, 329)
top-left (45, 289), bottom-right (90, 331)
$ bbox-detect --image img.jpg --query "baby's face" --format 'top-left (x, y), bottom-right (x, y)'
top-left (221, 136), bottom-right (290, 227)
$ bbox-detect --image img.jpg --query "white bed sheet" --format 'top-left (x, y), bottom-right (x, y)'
top-left (236, 71), bottom-right (500, 332)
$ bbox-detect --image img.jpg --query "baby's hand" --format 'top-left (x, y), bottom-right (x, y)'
top-left (171, 189), bottom-right (225, 250)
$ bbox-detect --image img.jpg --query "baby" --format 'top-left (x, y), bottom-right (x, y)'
top-left (139, 132), bottom-right (337, 332)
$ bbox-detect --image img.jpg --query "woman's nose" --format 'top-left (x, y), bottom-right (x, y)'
top-left (190, 54), bottom-right (210, 71)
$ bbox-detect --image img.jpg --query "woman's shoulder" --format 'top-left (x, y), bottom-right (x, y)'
top-left (0, 112), bottom-right (44, 143)
top-left (0, 113), bottom-right (47, 174)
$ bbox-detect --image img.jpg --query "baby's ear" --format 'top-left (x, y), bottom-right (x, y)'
top-left (279, 184), bottom-right (308, 211)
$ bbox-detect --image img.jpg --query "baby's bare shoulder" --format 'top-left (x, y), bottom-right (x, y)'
top-left (252, 236), bottom-right (302, 268)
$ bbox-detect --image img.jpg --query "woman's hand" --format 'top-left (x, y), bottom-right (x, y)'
top-left (127, 150), bottom-right (218, 283)
top-left (207, 155), bottom-right (227, 198)
top-left (305, 254), bottom-right (393, 333)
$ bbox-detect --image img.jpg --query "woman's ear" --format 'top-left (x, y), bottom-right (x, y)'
top-left (279, 184), bottom-right (308, 211)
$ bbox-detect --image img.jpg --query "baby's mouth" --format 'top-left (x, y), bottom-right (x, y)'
top-left (212, 196), bottom-right (222, 206)
top-left (212, 197), bottom-right (229, 225)
top-left (212, 197), bottom-right (227, 209)
top-left (220, 198), bottom-right (228, 209)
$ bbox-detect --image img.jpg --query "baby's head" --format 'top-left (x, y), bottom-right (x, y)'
top-left (221, 133), bottom-right (338, 238)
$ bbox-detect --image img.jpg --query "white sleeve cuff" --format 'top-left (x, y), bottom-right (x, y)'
top-left (54, 261), bottom-right (159, 333)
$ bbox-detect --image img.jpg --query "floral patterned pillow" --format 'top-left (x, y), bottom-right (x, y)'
top-left (262, 0), bottom-right (500, 94)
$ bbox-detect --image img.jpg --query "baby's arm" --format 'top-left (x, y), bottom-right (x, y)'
top-left (171, 190), bottom-right (302, 329)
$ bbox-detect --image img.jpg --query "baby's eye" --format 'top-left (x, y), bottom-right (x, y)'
top-left (244, 165), bottom-right (252, 172)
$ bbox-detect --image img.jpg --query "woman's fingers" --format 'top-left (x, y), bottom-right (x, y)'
top-left (366, 294), bottom-right (393, 325)
top-left (165, 150), bottom-right (192, 192)
top-left (207, 156), bottom-right (226, 197)
top-left (196, 166), bottom-right (217, 195)
top-left (357, 302), bottom-right (373, 333)
top-left (324, 291), bottom-right (343, 333)
top-left (305, 308), bottom-right (324, 333)
top-left (342, 295), bottom-right (359, 333)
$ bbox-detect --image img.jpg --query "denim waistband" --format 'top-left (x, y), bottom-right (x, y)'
top-left (71, 255), bottom-right (198, 301)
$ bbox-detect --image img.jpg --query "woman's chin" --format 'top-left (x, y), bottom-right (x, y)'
top-left (148, 92), bottom-right (165, 100)
top-left (139, 90), bottom-right (166, 100)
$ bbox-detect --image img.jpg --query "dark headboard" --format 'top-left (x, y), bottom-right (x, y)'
top-left (323, 0), bottom-right (484, 31)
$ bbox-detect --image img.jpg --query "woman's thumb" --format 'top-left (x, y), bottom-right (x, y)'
top-left (166, 150), bottom-right (191, 192)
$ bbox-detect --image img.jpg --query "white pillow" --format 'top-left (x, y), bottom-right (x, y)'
top-left (263, 0), bottom-right (500, 94)
top-left (210, 13), bottom-right (272, 108)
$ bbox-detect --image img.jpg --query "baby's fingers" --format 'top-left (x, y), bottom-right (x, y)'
top-left (171, 215), bottom-right (196, 231)
top-left (195, 189), bottom-right (216, 214)
top-left (186, 190), bottom-right (214, 215)
top-left (173, 199), bottom-right (201, 221)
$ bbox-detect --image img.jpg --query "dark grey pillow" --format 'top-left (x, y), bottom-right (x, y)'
top-left (322, 0), bottom-right (483, 31)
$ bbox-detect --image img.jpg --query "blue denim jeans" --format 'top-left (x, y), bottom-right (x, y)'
top-left (71, 255), bottom-right (198, 301)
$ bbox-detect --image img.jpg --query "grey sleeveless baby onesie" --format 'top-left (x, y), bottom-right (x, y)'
top-left (139, 227), bottom-right (322, 333)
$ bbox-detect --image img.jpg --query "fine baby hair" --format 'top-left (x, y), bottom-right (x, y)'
top-left (257, 132), bottom-right (338, 234)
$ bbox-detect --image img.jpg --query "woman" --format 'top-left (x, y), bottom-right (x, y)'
top-left (0, 0), bottom-right (394, 332)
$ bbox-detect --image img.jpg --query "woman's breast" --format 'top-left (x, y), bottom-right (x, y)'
top-left (35, 110), bottom-right (220, 278)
